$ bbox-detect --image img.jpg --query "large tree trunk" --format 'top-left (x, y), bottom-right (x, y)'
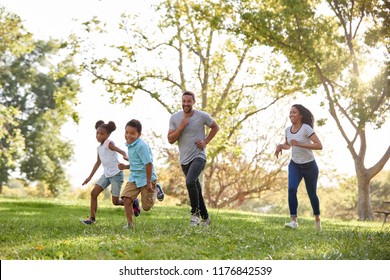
top-left (354, 145), bottom-right (390, 220)
top-left (356, 172), bottom-right (373, 220)
top-left (0, 182), bottom-right (2, 194)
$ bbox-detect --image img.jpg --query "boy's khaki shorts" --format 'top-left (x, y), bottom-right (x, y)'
top-left (121, 181), bottom-right (157, 211)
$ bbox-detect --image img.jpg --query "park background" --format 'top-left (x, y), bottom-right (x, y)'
top-left (1, 0), bottom-right (389, 260)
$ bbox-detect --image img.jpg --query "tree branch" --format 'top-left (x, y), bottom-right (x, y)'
top-left (367, 145), bottom-right (390, 179)
top-left (353, 1), bottom-right (365, 39)
top-left (227, 94), bottom-right (287, 139)
top-left (315, 64), bottom-right (358, 158)
top-left (213, 45), bottom-right (251, 115)
top-left (201, 28), bottom-right (214, 109)
top-left (85, 67), bottom-right (175, 114)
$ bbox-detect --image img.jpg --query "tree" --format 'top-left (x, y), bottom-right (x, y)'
top-left (0, 105), bottom-right (24, 193)
top-left (72, 0), bottom-right (303, 206)
top-left (0, 7), bottom-right (80, 195)
top-left (238, 0), bottom-right (389, 219)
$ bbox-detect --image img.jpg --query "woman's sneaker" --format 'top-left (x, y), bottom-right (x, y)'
top-left (314, 221), bottom-right (322, 231)
top-left (133, 198), bottom-right (141, 217)
top-left (80, 217), bottom-right (95, 225)
top-left (156, 183), bottom-right (165, 201)
top-left (284, 221), bottom-right (298, 229)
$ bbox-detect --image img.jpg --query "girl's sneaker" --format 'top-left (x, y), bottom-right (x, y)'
top-left (80, 217), bottom-right (95, 225)
top-left (133, 198), bottom-right (141, 217)
top-left (284, 221), bottom-right (298, 229)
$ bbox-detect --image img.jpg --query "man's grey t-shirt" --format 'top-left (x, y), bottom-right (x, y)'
top-left (169, 110), bottom-right (214, 165)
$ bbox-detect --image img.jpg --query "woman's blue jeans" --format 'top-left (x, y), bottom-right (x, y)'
top-left (288, 160), bottom-right (320, 217)
top-left (181, 157), bottom-right (208, 219)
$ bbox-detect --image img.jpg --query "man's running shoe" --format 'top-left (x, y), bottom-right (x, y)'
top-left (200, 218), bottom-right (211, 227)
top-left (190, 214), bottom-right (201, 226)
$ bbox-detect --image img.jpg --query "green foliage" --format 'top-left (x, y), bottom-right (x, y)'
top-left (0, 106), bottom-right (25, 186)
top-left (0, 197), bottom-right (389, 260)
top-left (238, 0), bottom-right (389, 128)
top-left (0, 7), bottom-right (80, 195)
top-left (0, 8), bottom-right (34, 56)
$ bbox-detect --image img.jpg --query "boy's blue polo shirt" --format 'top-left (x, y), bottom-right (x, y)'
top-left (126, 138), bottom-right (157, 188)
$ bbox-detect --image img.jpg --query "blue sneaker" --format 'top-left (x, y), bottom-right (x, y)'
top-left (156, 183), bottom-right (164, 202)
top-left (133, 198), bottom-right (140, 217)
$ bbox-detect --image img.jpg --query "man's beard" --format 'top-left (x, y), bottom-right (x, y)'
top-left (183, 106), bottom-right (192, 113)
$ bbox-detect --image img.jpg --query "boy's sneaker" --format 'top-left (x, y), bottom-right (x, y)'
top-left (200, 218), bottom-right (211, 227)
top-left (123, 223), bottom-right (134, 230)
top-left (314, 221), bottom-right (322, 231)
top-left (156, 183), bottom-right (164, 202)
top-left (190, 214), bottom-right (201, 226)
top-left (80, 217), bottom-right (95, 225)
top-left (133, 198), bottom-right (141, 217)
top-left (284, 221), bottom-right (298, 229)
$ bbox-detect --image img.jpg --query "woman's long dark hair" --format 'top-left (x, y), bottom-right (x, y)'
top-left (292, 104), bottom-right (314, 128)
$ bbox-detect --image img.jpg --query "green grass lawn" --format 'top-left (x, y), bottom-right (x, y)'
top-left (0, 196), bottom-right (389, 260)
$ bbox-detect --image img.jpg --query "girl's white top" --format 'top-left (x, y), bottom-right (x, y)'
top-left (97, 138), bottom-right (121, 177)
top-left (285, 123), bottom-right (316, 164)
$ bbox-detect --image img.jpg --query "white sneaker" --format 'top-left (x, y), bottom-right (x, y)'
top-left (284, 221), bottom-right (298, 229)
top-left (190, 214), bottom-right (201, 226)
top-left (314, 221), bottom-right (322, 231)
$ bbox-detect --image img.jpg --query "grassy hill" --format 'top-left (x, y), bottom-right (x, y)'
top-left (0, 196), bottom-right (389, 260)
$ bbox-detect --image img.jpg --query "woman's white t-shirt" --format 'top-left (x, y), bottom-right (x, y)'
top-left (285, 123), bottom-right (316, 164)
top-left (97, 138), bottom-right (121, 178)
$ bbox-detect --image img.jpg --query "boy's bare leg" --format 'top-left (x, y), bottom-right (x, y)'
top-left (123, 197), bottom-right (134, 226)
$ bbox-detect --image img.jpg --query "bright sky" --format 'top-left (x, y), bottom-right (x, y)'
top-left (2, 0), bottom-right (389, 188)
